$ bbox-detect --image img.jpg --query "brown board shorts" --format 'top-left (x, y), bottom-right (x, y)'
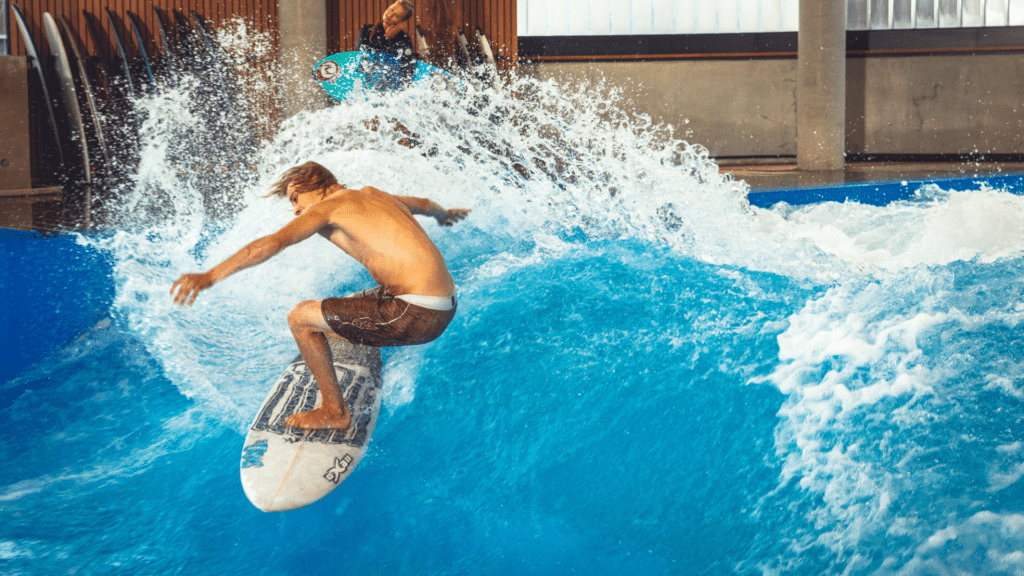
top-left (321, 287), bottom-right (457, 348)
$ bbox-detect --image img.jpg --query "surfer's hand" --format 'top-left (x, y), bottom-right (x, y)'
top-left (437, 209), bottom-right (470, 227)
top-left (171, 272), bottom-right (214, 307)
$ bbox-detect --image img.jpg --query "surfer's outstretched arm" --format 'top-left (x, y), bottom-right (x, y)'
top-left (393, 195), bottom-right (471, 227)
top-left (171, 205), bottom-right (332, 306)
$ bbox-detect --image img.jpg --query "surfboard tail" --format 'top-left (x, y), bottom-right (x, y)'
top-left (415, 25), bottom-right (430, 60)
top-left (104, 7), bottom-right (137, 98)
top-left (127, 11), bottom-right (157, 92)
top-left (241, 437), bottom-right (370, 512)
top-left (42, 12), bottom-right (91, 188)
top-left (57, 12), bottom-right (111, 169)
top-left (152, 7), bottom-right (180, 87)
top-left (475, 27), bottom-right (501, 90)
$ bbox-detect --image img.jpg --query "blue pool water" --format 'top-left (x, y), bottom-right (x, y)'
top-left (4, 45), bottom-right (1024, 574)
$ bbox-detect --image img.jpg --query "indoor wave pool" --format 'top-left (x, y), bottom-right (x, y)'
top-left (3, 58), bottom-right (1024, 575)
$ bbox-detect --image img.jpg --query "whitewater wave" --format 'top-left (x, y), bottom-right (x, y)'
top-left (9, 21), bottom-right (1020, 575)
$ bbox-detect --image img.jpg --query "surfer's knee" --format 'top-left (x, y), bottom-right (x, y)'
top-left (287, 300), bottom-right (324, 331)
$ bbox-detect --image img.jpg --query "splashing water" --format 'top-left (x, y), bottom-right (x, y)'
top-left (5, 23), bottom-right (1024, 576)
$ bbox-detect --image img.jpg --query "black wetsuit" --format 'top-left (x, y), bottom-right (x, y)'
top-left (355, 24), bottom-right (416, 87)
top-left (357, 24), bottom-right (414, 61)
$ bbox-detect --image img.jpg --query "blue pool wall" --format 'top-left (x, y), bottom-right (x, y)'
top-left (1, 229), bottom-right (114, 386)
top-left (747, 173), bottom-right (1024, 208)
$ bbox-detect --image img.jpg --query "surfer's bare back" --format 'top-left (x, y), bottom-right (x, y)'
top-left (170, 161), bottom-right (469, 430)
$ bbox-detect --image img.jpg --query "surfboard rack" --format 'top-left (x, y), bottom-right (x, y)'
top-left (7, 3), bottom-right (268, 230)
top-left (8, 5), bottom-right (501, 230)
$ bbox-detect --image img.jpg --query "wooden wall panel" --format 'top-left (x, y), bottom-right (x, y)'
top-left (10, 0), bottom-right (277, 63)
top-left (9, 0), bottom-right (280, 174)
top-left (331, 0), bottom-right (517, 70)
top-left (332, 0), bottom-right (392, 52)
top-left (6, 0), bottom-right (516, 187)
top-left (10, 0), bottom-right (517, 100)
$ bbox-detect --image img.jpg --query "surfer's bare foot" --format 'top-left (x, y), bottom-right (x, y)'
top-left (285, 406), bottom-right (351, 430)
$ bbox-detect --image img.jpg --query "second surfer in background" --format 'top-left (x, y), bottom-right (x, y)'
top-left (170, 161), bottom-right (469, 430)
top-left (359, 0), bottom-right (415, 58)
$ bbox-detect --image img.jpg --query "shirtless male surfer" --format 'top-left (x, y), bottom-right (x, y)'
top-left (170, 161), bottom-right (469, 430)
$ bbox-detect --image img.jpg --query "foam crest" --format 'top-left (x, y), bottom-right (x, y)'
top-left (252, 69), bottom-right (853, 280)
top-left (758, 185), bottom-right (1024, 274)
top-left (762, 257), bottom-right (1024, 573)
top-left (900, 512), bottom-right (1024, 575)
top-left (93, 35), bottom-right (829, 423)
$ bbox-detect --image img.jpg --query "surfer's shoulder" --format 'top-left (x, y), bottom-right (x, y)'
top-left (319, 186), bottom-right (408, 217)
top-left (317, 187), bottom-right (360, 206)
top-left (315, 187), bottom-right (389, 221)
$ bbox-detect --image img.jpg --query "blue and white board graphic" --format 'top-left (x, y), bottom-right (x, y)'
top-left (240, 338), bottom-right (382, 512)
top-left (313, 51), bottom-right (453, 101)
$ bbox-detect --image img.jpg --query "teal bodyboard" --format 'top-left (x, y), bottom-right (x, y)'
top-left (313, 51), bottom-right (451, 101)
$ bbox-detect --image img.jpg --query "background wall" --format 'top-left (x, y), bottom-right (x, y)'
top-left (518, 0), bottom-right (1024, 159)
top-left (4, 0), bottom-right (1023, 164)
top-left (520, 58), bottom-right (799, 157)
top-left (521, 50), bottom-right (1024, 158)
top-left (7, 0), bottom-right (277, 59)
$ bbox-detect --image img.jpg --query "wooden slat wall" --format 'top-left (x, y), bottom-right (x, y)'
top-left (7, 0), bottom-right (516, 185)
top-left (461, 0), bottom-right (516, 69)
top-left (331, 0), bottom-right (393, 53)
top-left (331, 0), bottom-right (517, 70)
top-left (9, 0), bottom-right (279, 178)
top-left (9, 0), bottom-right (277, 63)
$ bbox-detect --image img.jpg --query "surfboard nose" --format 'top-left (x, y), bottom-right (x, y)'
top-left (238, 438), bottom-right (317, 512)
top-left (241, 448), bottom-right (364, 512)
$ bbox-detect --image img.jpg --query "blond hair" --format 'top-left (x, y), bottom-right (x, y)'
top-left (267, 161), bottom-right (339, 200)
top-left (395, 0), bottom-right (414, 17)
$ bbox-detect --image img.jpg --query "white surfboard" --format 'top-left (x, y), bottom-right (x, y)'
top-left (475, 27), bottom-right (501, 90)
top-left (240, 339), bottom-right (382, 512)
top-left (43, 12), bottom-right (91, 186)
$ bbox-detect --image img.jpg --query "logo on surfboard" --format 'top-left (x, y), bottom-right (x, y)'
top-left (241, 439), bottom-right (268, 468)
top-left (315, 60), bottom-right (341, 82)
top-left (323, 455), bottom-right (354, 484)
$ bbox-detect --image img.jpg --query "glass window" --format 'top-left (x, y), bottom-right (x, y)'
top-left (519, 0), bottom-right (1020, 35)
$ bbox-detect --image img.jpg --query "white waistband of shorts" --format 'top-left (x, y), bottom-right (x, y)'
top-left (395, 292), bottom-right (457, 311)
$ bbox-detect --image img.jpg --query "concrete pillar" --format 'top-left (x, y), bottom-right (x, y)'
top-left (1, 56), bottom-right (32, 191)
top-left (797, 0), bottom-right (846, 171)
top-left (1, 56), bottom-right (63, 231)
top-left (278, 0), bottom-right (331, 119)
